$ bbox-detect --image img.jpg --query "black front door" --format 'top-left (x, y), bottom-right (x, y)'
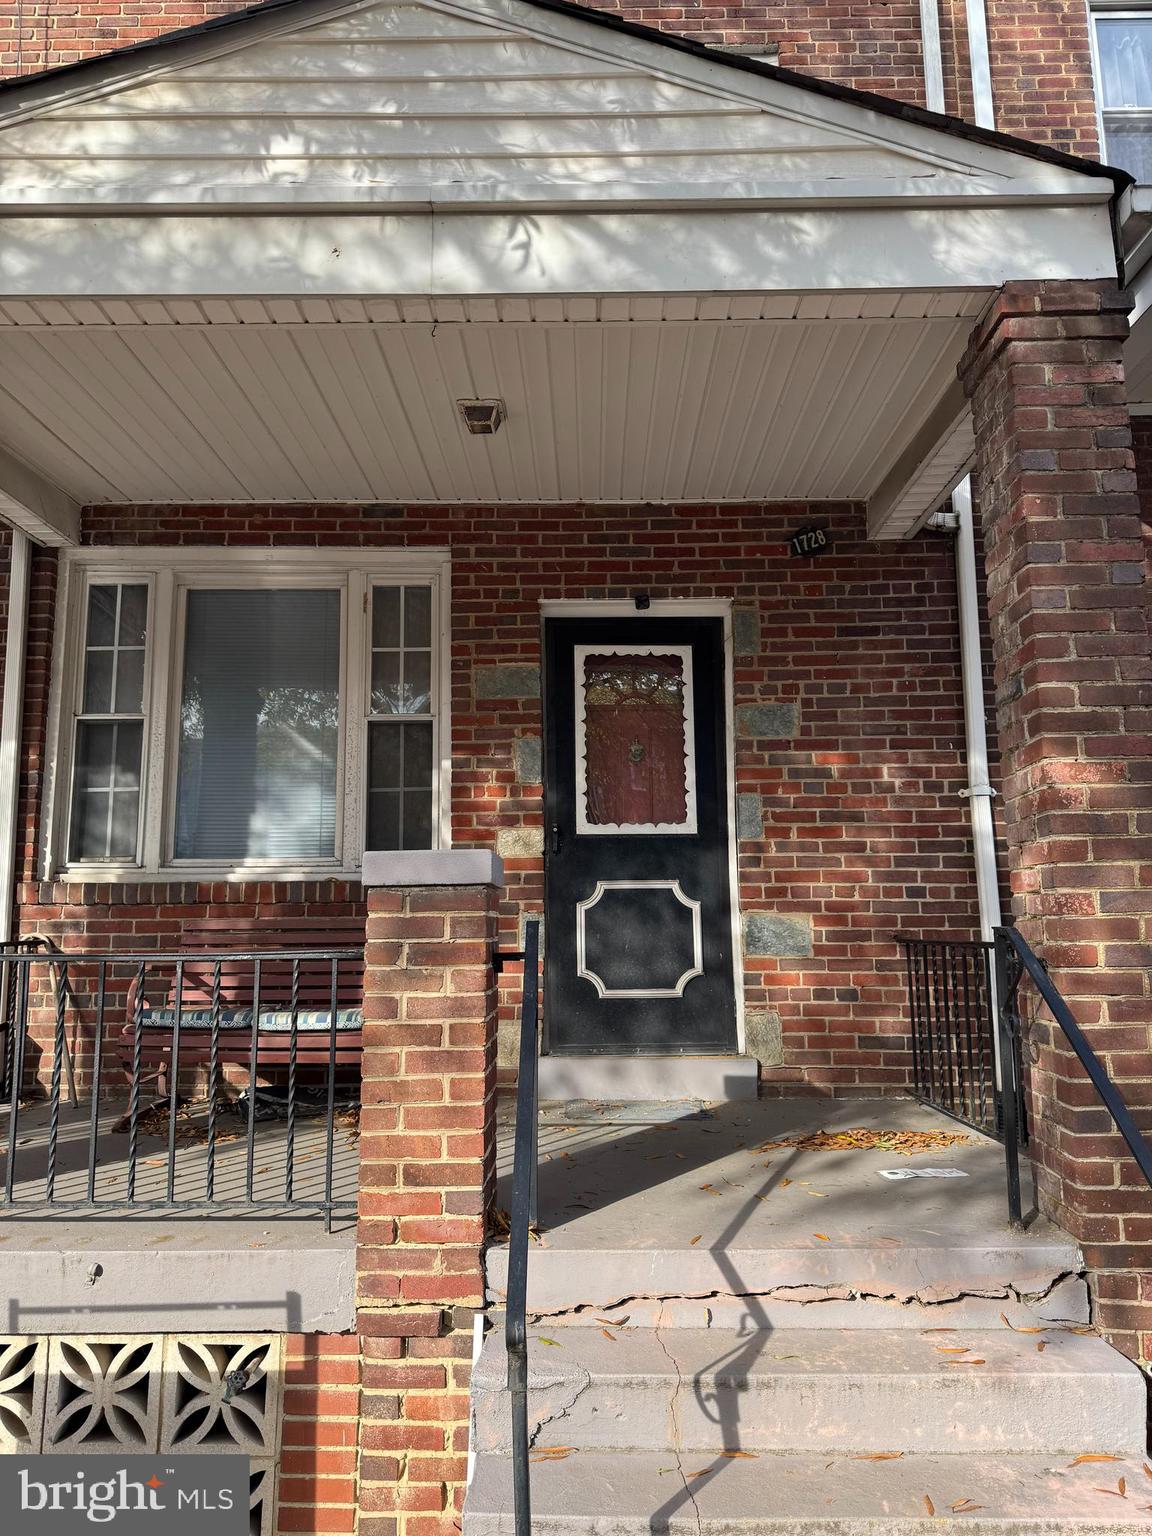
top-left (543, 615), bottom-right (737, 1055)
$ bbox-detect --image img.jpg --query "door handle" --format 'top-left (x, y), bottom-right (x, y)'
top-left (550, 824), bottom-right (561, 856)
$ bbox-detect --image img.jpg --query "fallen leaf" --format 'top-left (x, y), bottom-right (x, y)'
top-left (814, 1233), bottom-right (830, 1242)
top-left (686, 1469), bottom-right (712, 1480)
top-left (806, 1191), bottom-right (829, 1198)
top-left (720, 1451), bottom-right (758, 1459)
top-left (943, 1358), bottom-right (986, 1366)
top-left (921, 1328), bottom-right (956, 1334)
top-left (1144, 1463), bottom-right (1152, 1482)
top-left (595, 1317), bottom-right (627, 1326)
top-left (699, 1184), bottom-right (722, 1197)
top-left (951, 1499), bottom-right (985, 1514)
top-left (999, 1311), bottom-right (1047, 1334)
top-left (1036, 1340), bottom-right (1047, 1352)
top-left (600, 1329), bottom-right (616, 1341)
top-left (923, 1495), bottom-right (935, 1516)
top-left (689, 1234), bottom-right (703, 1245)
top-left (530, 1447), bottom-right (572, 1462)
top-left (536, 1337), bottom-right (562, 1348)
top-left (1120, 1478), bottom-right (1127, 1497)
top-left (779, 1178), bottom-right (792, 1188)
top-left (1072, 1455), bottom-right (1122, 1466)
top-left (935, 1346), bottom-right (971, 1354)
top-left (851, 1452), bottom-right (904, 1461)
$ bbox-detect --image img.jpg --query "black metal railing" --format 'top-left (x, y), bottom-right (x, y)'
top-left (895, 933), bottom-right (1024, 1139)
top-left (0, 945), bottom-right (363, 1226)
top-left (994, 924), bottom-right (1152, 1229)
top-left (503, 918), bottom-right (541, 1536)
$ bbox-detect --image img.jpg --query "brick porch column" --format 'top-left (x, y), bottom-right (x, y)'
top-left (356, 850), bottom-right (504, 1536)
top-left (961, 280), bottom-right (1152, 1359)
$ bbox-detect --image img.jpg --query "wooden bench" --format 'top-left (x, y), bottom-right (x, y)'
top-left (119, 918), bottom-right (366, 1095)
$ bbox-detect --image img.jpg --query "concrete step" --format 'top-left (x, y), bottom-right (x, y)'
top-left (484, 1240), bottom-right (1088, 1330)
top-left (537, 1057), bottom-right (759, 1102)
top-left (472, 1327), bottom-right (1146, 1457)
top-left (464, 1448), bottom-right (1152, 1534)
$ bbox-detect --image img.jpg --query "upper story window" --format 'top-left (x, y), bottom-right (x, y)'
top-left (51, 550), bottom-right (450, 879)
top-left (1092, 9), bottom-right (1152, 182)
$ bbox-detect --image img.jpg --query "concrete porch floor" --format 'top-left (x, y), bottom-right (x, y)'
top-left (490, 1097), bottom-right (1086, 1327)
top-left (0, 1096), bottom-right (357, 1332)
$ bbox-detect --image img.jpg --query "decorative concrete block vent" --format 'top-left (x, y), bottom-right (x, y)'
top-left (6, 1334), bottom-right (282, 1534)
top-left (0, 1335), bottom-right (47, 1452)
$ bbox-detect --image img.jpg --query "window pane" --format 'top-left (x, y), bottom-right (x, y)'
top-left (367, 722), bottom-right (433, 850)
top-left (371, 651), bottom-right (402, 714)
top-left (118, 585), bottom-right (148, 647)
top-left (114, 647), bottom-right (145, 714)
top-left (1104, 116), bottom-right (1152, 180)
top-left (175, 589), bottom-right (341, 861)
top-left (371, 585), bottom-right (434, 716)
top-left (1097, 18), bottom-right (1152, 107)
top-left (69, 720), bottom-right (142, 861)
top-left (372, 587), bottom-right (401, 648)
top-left (581, 653), bottom-right (690, 828)
top-left (83, 649), bottom-right (114, 714)
top-left (404, 587), bottom-right (432, 648)
top-left (86, 586), bottom-right (118, 647)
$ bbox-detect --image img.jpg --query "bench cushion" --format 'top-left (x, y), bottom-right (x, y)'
top-left (138, 1007), bottom-right (363, 1033)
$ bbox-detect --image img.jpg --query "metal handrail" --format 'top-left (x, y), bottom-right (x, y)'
top-left (994, 924), bottom-right (1152, 1228)
top-left (504, 918), bottom-right (541, 1536)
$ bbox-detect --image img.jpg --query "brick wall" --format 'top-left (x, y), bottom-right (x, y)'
top-left (0, 0), bottom-right (1102, 156)
top-left (279, 1334), bottom-right (362, 1535)
top-left (9, 499), bottom-right (997, 1097)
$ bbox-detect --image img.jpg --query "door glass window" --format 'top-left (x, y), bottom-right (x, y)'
top-left (577, 649), bottom-right (695, 833)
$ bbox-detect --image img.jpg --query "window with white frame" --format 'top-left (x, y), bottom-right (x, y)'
top-left (1092, 7), bottom-right (1152, 182)
top-left (55, 552), bottom-right (449, 876)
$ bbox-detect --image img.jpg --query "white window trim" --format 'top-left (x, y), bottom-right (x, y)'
top-left (1088, 2), bottom-right (1152, 174)
top-left (43, 546), bottom-right (452, 883)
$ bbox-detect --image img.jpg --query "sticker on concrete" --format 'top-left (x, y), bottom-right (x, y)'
top-left (878, 1167), bottom-right (970, 1180)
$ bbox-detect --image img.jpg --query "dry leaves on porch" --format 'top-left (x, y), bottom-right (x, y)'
top-left (755, 1129), bottom-right (972, 1156)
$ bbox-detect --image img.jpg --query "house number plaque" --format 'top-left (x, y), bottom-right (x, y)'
top-left (789, 525), bottom-right (829, 559)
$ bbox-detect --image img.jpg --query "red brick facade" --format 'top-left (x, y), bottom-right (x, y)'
top-left (0, 0), bottom-right (1103, 156)
top-left (962, 280), bottom-right (1152, 1362)
top-left (5, 498), bottom-right (995, 1098)
top-left (356, 880), bottom-right (499, 1536)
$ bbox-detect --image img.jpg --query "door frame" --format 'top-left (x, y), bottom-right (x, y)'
top-left (538, 597), bottom-right (745, 1053)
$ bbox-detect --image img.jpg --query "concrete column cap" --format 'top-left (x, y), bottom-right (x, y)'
top-left (361, 849), bottom-right (505, 888)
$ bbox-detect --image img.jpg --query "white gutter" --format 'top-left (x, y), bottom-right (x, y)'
top-left (965, 0), bottom-right (996, 129)
top-left (951, 476), bottom-right (1005, 1082)
top-left (919, 0), bottom-right (946, 114)
top-left (0, 527), bottom-right (30, 944)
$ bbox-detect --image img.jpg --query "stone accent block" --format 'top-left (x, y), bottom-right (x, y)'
top-left (745, 1008), bottom-right (784, 1067)
top-left (732, 607), bottom-right (761, 657)
top-left (742, 912), bottom-right (813, 958)
top-left (513, 734), bottom-right (543, 783)
top-left (735, 702), bottom-right (799, 739)
top-left (474, 664), bottom-right (540, 700)
top-left (496, 826), bottom-right (544, 859)
top-left (736, 793), bottom-right (764, 839)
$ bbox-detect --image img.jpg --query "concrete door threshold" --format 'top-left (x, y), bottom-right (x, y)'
top-left (537, 1054), bottom-right (758, 1102)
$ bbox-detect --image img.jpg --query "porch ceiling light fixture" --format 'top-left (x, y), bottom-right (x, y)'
top-left (457, 398), bottom-right (506, 435)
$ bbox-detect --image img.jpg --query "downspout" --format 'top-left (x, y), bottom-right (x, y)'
top-left (0, 528), bottom-right (30, 945)
top-left (919, 0), bottom-right (946, 113)
top-left (965, 0), bottom-right (996, 129)
top-left (949, 476), bottom-right (1005, 1082)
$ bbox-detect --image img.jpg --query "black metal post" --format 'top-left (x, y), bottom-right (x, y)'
top-left (993, 928), bottom-right (1024, 1230)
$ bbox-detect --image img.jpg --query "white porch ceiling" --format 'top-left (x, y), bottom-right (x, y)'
top-left (0, 290), bottom-right (984, 508)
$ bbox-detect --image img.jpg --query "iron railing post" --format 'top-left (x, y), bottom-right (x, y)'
top-left (993, 927), bottom-right (1025, 1230)
top-left (506, 917), bottom-right (541, 1536)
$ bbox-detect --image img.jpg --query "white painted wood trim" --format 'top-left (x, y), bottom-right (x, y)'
top-left (573, 642), bottom-right (697, 836)
top-left (0, 528), bottom-right (30, 941)
top-left (0, 444), bottom-right (80, 547)
top-left (46, 544), bottom-right (452, 882)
